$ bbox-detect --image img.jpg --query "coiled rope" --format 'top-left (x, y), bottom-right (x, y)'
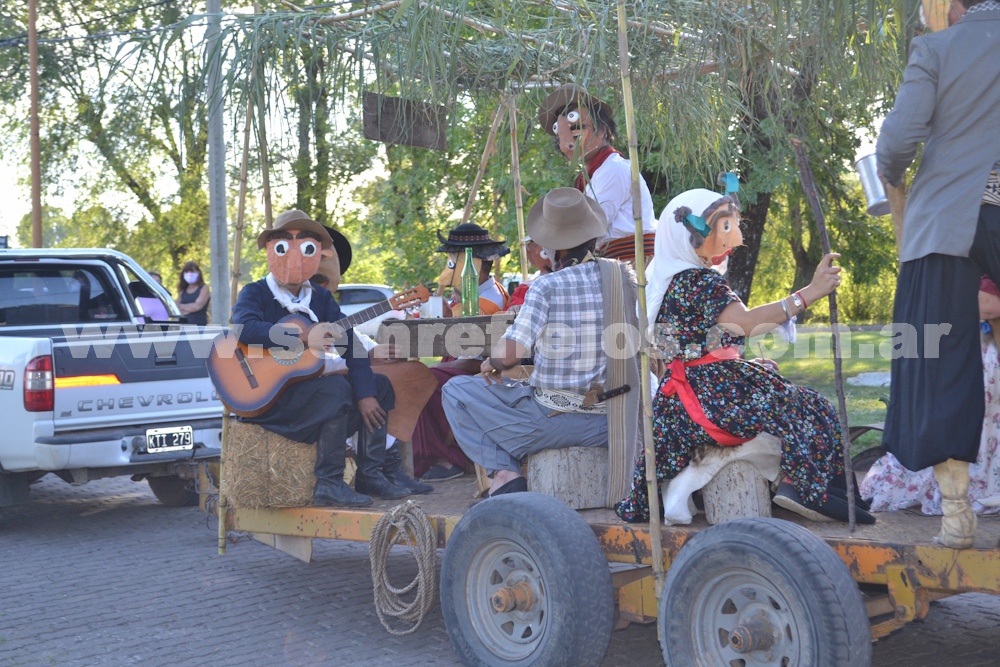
top-left (369, 500), bottom-right (438, 635)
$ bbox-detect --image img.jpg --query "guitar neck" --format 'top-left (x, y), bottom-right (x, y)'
top-left (336, 300), bottom-right (395, 332)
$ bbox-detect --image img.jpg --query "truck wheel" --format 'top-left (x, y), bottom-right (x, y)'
top-left (440, 492), bottom-right (613, 667)
top-left (659, 517), bottom-right (871, 667)
top-left (147, 475), bottom-right (198, 507)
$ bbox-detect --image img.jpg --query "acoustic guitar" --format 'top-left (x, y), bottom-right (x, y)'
top-left (207, 286), bottom-right (429, 417)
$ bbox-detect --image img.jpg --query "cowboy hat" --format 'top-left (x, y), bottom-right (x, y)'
top-left (436, 222), bottom-right (510, 259)
top-left (323, 225), bottom-right (353, 275)
top-left (538, 83), bottom-right (615, 137)
top-left (256, 209), bottom-right (334, 249)
top-left (526, 188), bottom-right (608, 250)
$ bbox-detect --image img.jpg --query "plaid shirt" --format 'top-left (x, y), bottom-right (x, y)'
top-left (504, 262), bottom-right (606, 393)
top-left (968, 1), bottom-right (1000, 13)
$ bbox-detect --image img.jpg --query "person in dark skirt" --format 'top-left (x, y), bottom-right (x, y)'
top-left (177, 260), bottom-right (211, 325)
top-left (876, 0), bottom-right (1000, 548)
top-left (231, 209), bottom-right (410, 507)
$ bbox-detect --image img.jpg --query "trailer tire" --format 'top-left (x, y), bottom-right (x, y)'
top-left (440, 492), bottom-right (613, 667)
top-left (659, 517), bottom-right (871, 667)
top-left (147, 475), bottom-right (198, 507)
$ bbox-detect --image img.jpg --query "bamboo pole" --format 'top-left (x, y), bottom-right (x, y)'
top-left (506, 94), bottom-right (529, 282)
top-left (256, 48), bottom-right (273, 228)
top-left (230, 80), bottom-right (256, 307)
top-left (216, 44), bottom-right (260, 557)
top-left (461, 101), bottom-right (506, 225)
top-left (616, 0), bottom-right (663, 592)
top-left (790, 137), bottom-right (857, 531)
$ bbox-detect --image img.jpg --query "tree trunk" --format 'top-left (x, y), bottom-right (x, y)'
top-left (312, 56), bottom-right (331, 226)
top-left (294, 52), bottom-right (315, 212)
top-left (789, 193), bottom-right (820, 285)
top-left (787, 190), bottom-right (822, 321)
top-left (727, 191), bottom-right (771, 304)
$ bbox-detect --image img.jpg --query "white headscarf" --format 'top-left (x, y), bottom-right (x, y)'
top-left (645, 188), bottom-right (726, 335)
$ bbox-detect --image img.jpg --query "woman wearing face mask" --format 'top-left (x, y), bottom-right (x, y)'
top-left (176, 260), bottom-right (211, 325)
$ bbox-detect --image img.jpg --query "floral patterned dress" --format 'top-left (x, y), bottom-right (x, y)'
top-left (859, 329), bottom-right (1000, 515)
top-left (616, 269), bottom-right (845, 522)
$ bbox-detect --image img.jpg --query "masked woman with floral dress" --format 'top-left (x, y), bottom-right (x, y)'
top-left (615, 187), bottom-right (874, 525)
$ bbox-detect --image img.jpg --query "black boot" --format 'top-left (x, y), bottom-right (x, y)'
top-left (383, 446), bottom-right (433, 495)
top-left (313, 420), bottom-right (372, 508)
top-left (354, 425), bottom-right (410, 499)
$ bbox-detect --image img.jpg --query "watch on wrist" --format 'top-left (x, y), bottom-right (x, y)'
top-left (790, 292), bottom-right (805, 314)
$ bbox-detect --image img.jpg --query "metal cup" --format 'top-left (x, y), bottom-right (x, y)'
top-left (855, 153), bottom-right (891, 217)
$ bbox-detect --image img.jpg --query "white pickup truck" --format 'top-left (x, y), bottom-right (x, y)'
top-left (0, 248), bottom-right (222, 507)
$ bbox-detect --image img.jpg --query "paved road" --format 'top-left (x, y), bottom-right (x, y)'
top-left (1, 475), bottom-right (998, 666)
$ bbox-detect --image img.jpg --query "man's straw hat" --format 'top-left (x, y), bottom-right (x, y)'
top-left (526, 188), bottom-right (608, 250)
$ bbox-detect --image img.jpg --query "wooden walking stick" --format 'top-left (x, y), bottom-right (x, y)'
top-left (790, 137), bottom-right (858, 531)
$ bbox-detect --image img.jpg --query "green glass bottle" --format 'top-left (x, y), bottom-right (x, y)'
top-left (461, 246), bottom-right (479, 317)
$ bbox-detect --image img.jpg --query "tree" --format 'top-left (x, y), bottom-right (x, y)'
top-left (3, 1), bottom-right (926, 301)
top-left (0, 0), bottom-right (215, 275)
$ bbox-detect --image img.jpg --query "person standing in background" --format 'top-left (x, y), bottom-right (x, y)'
top-left (177, 260), bottom-right (211, 325)
top-left (876, 0), bottom-right (1000, 548)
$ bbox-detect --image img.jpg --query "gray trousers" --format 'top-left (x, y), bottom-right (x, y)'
top-left (441, 375), bottom-right (608, 474)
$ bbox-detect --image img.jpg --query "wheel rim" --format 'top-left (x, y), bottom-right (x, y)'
top-left (466, 538), bottom-right (548, 661)
top-left (692, 570), bottom-right (803, 666)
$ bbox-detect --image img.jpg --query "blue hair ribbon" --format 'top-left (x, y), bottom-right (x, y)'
top-left (719, 171), bottom-right (739, 196)
top-left (683, 213), bottom-right (711, 238)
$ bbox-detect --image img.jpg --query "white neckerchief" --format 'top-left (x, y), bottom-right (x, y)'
top-left (265, 273), bottom-right (319, 322)
top-left (645, 189), bottom-right (722, 336)
top-left (479, 275), bottom-right (505, 309)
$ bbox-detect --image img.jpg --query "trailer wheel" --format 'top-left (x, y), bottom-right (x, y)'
top-left (659, 517), bottom-right (871, 667)
top-left (440, 492), bottom-right (613, 667)
top-left (147, 475), bottom-right (198, 507)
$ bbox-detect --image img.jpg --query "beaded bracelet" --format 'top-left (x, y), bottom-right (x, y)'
top-left (779, 297), bottom-right (793, 322)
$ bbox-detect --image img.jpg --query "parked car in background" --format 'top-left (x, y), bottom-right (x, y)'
top-left (333, 284), bottom-right (404, 337)
top-left (0, 248), bottom-right (222, 509)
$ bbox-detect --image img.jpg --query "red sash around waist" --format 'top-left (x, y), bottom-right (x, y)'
top-left (659, 346), bottom-right (750, 446)
top-left (600, 233), bottom-right (656, 261)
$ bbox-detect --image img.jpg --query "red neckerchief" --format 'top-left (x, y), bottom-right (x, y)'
top-left (573, 145), bottom-right (623, 192)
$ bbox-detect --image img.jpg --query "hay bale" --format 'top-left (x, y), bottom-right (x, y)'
top-left (223, 421), bottom-right (317, 509)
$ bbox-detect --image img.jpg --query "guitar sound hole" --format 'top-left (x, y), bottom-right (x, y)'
top-left (271, 347), bottom-right (305, 365)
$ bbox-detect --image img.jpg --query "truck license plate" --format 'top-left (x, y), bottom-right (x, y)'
top-left (145, 426), bottom-right (194, 453)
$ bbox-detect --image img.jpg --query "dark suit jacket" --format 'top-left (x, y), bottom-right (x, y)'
top-left (230, 278), bottom-right (377, 400)
top-left (876, 8), bottom-right (1000, 262)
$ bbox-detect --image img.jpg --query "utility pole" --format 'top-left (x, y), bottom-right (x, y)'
top-left (206, 0), bottom-right (230, 324)
top-left (28, 0), bottom-right (43, 248)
